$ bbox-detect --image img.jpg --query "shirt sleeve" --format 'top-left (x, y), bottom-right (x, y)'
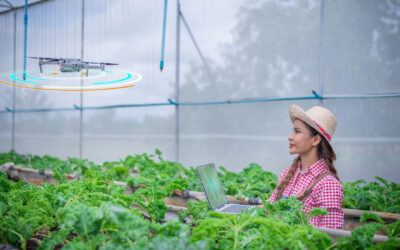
top-left (268, 166), bottom-right (291, 203)
top-left (309, 175), bottom-right (344, 229)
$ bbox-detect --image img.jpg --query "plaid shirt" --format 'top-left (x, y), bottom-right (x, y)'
top-left (268, 159), bottom-right (344, 229)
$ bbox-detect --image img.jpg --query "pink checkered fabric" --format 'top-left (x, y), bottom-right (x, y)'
top-left (268, 159), bottom-right (344, 229)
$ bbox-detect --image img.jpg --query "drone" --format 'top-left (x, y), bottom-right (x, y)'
top-left (28, 57), bottom-right (118, 76)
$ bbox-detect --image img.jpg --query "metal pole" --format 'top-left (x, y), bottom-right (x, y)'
top-left (318, 0), bottom-right (326, 106)
top-left (79, 0), bottom-right (85, 158)
top-left (12, 10), bottom-right (17, 150)
top-left (23, 0), bottom-right (28, 80)
top-left (160, 0), bottom-right (168, 71)
top-left (175, 0), bottom-right (181, 162)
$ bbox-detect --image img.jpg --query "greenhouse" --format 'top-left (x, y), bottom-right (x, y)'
top-left (0, 0), bottom-right (399, 249)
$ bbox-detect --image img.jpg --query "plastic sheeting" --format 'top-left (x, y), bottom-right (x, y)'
top-left (0, 0), bottom-right (399, 183)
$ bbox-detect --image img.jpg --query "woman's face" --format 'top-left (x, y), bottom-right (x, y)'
top-left (288, 119), bottom-right (318, 155)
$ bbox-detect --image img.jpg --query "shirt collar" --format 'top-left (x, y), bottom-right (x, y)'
top-left (299, 159), bottom-right (328, 177)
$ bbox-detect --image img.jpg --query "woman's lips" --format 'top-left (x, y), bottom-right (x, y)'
top-left (289, 144), bottom-right (294, 148)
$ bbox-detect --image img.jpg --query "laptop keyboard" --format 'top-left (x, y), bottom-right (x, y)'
top-left (220, 204), bottom-right (252, 213)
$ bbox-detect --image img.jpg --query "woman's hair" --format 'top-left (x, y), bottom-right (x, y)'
top-left (274, 121), bottom-right (339, 201)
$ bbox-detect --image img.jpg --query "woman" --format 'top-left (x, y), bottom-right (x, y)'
top-left (268, 105), bottom-right (344, 229)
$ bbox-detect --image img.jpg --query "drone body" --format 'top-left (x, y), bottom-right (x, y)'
top-left (29, 57), bottom-right (118, 76)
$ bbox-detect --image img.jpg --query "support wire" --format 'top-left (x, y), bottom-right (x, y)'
top-left (180, 10), bottom-right (242, 135)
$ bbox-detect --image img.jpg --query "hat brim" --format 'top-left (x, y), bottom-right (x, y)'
top-left (289, 105), bottom-right (331, 144)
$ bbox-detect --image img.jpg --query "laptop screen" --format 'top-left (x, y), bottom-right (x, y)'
top-left (196, 163), bottom-right (227, 210)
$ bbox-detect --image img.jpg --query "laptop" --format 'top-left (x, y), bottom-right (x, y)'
top-left (196, 163), bottom-right (255, 214)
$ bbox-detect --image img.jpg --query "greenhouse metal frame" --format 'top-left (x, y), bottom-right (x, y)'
top-left (0, 0), bottom-right (399, 171)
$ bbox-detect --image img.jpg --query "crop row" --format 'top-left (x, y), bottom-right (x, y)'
top-left (1, 150), bottom-right (399, 214)
top-left (0, 150), bottom-right (399, 249)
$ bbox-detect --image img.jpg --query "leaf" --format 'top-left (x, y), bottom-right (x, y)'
top-left (360, 212), bottom-right (385, 224)
top-left (147, 200), bottom-right (167, 222)
top-left (151, 220), bottom-right (189, 238)
top-left (62, 239), bottom-right (92, 250)
top-left (53, 167), bottom-right (67, 184)
top-left (240, 228), bottom-right (262, 248)
top-left (308, 207), bottom-right (328, 219)
top-left (371, 238), bottom-right (400, 250)
top-left (0, 171), bottom-right (11, 193)
top-left (386, 220), bottom-right (400, 238)
top-left (38, 228), bottom-right (71, 250)
top-left (177, 201), bottom-right (210, 222)
top-left (336, 223), bottom-right (383, 250)
top-left (375, 176), bottom-right (390, 188)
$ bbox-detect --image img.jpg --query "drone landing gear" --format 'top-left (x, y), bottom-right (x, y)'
top-left (39, 58), bottom-right (43, 74)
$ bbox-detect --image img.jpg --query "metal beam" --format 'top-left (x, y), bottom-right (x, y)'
top-left (175, 0), bottom-right (181, 162)
top-left (0, 0), bottom-right (52, 15)
top-left (3, 0), bottom-right (14, 8)
top-left (318, 0), bottom-right (326, 106)
top-left (1, 92), bottom-right (400, 114)
top-left (12, 9), bottom-right (16, 150)
top-left (79, 0), bottom-right (85, 158)
top-left (23, 0), bottom-right (28, 80)
top-left (160, 0), bottom-right (168, 71)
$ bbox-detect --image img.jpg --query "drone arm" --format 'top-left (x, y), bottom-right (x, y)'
top-left (84, 65), bottom-right (103, 70)
top-left (42, 60), bottom-right (59, 65)
top-left (38, 59), bottom-right (59, 73)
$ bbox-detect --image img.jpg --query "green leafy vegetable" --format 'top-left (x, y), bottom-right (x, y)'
top-left (1, 150), bottom-right (399, 250)
top-left (343, 177), bottom-right (400, 214)
top-left (360, 212), bottom-right (386, 224)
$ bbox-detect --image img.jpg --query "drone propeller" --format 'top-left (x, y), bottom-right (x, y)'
top-left (85, 61), bottom-right (118, 65)
top-left (29, 57), bottom-right (60, 61)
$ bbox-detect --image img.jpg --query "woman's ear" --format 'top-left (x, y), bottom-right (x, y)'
top-left (312, 134), bottom-right (322, 147)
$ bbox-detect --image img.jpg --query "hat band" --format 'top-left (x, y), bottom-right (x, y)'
top-left (312, 120), bottom-right (331, 141)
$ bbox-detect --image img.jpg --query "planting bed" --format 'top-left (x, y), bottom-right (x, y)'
top-left (0, 150), bottom-right (399, 249)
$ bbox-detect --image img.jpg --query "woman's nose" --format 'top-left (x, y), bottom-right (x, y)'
top-left (288, 132), bottom-right (293, 141)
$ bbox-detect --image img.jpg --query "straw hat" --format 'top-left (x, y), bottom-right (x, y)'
top-left (289, 105), bottom-right (337, 143)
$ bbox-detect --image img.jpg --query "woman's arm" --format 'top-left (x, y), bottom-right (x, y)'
top-left (309, 175), bottom-right (344, 229)
top-left (268, 187), bottom-right (279, 203)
